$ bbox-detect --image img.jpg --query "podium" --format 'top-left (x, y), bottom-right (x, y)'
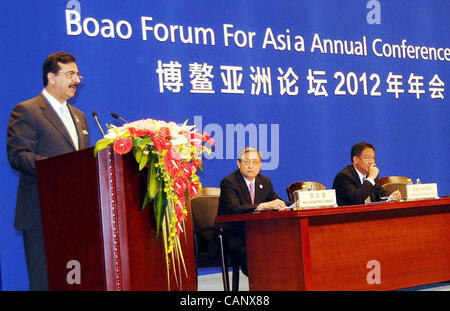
top-left (36, 146), bottom-right (197, 290)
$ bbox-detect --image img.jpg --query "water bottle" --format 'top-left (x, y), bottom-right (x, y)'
top-left (416, 178), bottom-right (421, 184)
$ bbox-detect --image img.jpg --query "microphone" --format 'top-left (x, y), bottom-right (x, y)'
top-left (92, 111), bottom-right (105, 136)
top-left (111, 112), bottom-right (128, 123)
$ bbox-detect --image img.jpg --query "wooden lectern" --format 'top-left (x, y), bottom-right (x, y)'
top-left (36, 146), bottom-right (197, 291)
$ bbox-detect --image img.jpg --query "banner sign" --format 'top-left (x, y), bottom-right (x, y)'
top-left (0, 0), bottom-right (448, 289)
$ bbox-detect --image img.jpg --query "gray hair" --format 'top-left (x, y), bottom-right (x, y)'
top-left (237, 146), bottom-right (262, 161)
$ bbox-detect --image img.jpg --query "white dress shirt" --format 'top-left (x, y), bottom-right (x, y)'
top-left (42, 89), bottom-right (79, 150)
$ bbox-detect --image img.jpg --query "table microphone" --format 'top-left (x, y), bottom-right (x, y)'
top-left (111, 112), bottom-right (128, 123)
top-left (92, 111), bottom-right (105, 136)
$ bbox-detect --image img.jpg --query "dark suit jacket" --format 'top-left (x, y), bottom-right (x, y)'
top-left (332, 165), bottom-right (388, 206)
top-left (7, 93), bottom-right (90, 230)
top-left (218, 169), bottom-right (287, 235)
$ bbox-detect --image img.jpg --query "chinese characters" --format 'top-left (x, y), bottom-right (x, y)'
top-left (156, 60), bottom-right (445, 99)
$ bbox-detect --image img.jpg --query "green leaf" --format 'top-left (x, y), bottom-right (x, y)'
top-left (141, 154), bottom-right (159, 210)
top-left (141, 191), bottom-right (149, 211)
top-left (147, 154), bottom-right (159, 200)
top-left (133, 147), bottom-right (143, 164)
top-left (133, 137), bottom-right (152, 147)
top-left (139, 151), bottom-right (149, 171)
top-left (153, 180), bottom-right (167, 238)
top-left (93, 138), bottom-right (114, 156)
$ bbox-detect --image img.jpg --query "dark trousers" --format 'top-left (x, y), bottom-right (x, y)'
top-left (23, 230), bottom-right (48, 291)
top-left (223, 231), bottom-right (248, 276)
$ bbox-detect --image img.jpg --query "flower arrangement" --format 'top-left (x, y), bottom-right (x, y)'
top-left (93, 118), bottom-right (214, 289)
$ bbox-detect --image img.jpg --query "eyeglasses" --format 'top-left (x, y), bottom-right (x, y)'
top-left (61, 71), bottom-right (84, 81)
top-left (239, 159), bottom-right (261, 166)
top-left (359, 155), bottom-right (375, 161)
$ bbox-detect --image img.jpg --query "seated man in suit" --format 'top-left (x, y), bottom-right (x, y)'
top-left (218, 146), bottom-right (288, 276)
top-left (333, 142), bottom-right (401, 206)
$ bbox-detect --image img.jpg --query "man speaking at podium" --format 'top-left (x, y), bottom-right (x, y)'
top-left (218, 147), bottom-right (288, 276)
top-left (7, 52), bottom-right (90, 290)
top-left (333, 142), bottom-right (401, 206)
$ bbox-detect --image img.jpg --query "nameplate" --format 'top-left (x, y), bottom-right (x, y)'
top-left (406, 183), bottom-right (438, 200)
top-left (294, 189), bottom-right (337, 209)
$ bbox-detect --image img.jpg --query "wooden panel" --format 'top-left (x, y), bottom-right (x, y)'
top-left (38, 147), bottom-right (106, 290)
top-left (246, 218), bottom-right (306, 290)
top-left (308, 205), bottom-right (450, 290)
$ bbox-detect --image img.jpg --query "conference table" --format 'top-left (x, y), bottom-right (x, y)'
top-left (215, 197), bottom-right (450, 291)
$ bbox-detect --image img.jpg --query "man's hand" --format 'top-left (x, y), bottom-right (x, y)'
top-left (368, 163), bottom-right (380, 180)
top-left (256, 199), bottom-right (285, 211)
top-left (390, 190), bottom-right (402, 201)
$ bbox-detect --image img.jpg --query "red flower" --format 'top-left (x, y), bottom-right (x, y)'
top-left (174, 201), bottom-right (186, 223)
top-left (113, 137), bottom-right (133, 155)
top-left (150, 133), bottom-right (163, 152)
top-left (164, 151), bottom-right (181, 178)
top-left (202, 132), bottom-right (215, 146)
top-left (181, 162), bottom-right (195, 178)
top-left (176, 193), bottom-right (185, 207)
top-left (173, 176), bottom-right (188, 197)
top-left (138, 129), bottom-right (152, 137)
top-left (190, 132), bottom-right (203, 148)
top-left (128, 127), bottom-right (137, 137)
top-left (129, 127), bottom-right (152, 138)
top-left (189, 181), bottom-right (200, 197)
top-left (151, 128), bottom-right (172, 153)
top-left (191, 132), bottom-right (203, 140)
top-left (159, 127), bottom-right (171, 139)
top-left (163, 140), bottom-right (172, 151)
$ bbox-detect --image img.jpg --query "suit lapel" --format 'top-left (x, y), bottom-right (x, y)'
top-left (254, 175), bottom-right (265, 204)
top-left (349, 166), bottom-right (362, 188)
top-left (236, 170), bottom-right (253, 204)
top-left (351, 165), bottom-right (377, 201)
top-left (39, 94), bottom-right (77, 151)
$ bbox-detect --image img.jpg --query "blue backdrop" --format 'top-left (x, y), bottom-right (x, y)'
top-left (1, 1), bottom-right (448, 290)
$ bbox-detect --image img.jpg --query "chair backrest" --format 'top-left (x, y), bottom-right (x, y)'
top-left (191, 187), bottom-right (220, 241)
top-left (286, 181), bottom-right (326, 201)
top-left (379, 176), bottom-right (410, 198)
top-left (379, 176), bottom-right (410, 186)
